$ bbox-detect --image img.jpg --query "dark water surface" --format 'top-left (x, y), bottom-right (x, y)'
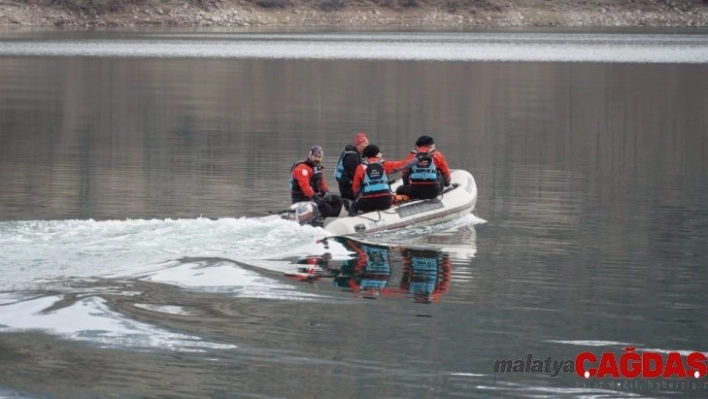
top-left (1, 31), bottom-right (707, 398)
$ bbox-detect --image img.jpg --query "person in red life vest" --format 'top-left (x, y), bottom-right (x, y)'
top-left (296, 252), bottom-right (332, 271)
top-left (399, 248), bottom-right (451, 304)
top-left (348, 144), bottom-right (419, 216)
top-left (290, 145), bottom-right (343, 220)
top-left (334, 132), bottom-right (369, 205)
top-left (396, 135), bottom-right (452, 200)
top-left (289, 252), bottom-right (333, 281)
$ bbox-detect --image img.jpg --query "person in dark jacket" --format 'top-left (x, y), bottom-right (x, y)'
top-left (290, 145), bottom-right (343, 219)
top-left (396, 135), bottom-right (452, 200)
top-left (334, 132), bottom-right (369, 204)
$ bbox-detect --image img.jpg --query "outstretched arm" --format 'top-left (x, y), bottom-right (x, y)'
top-left (383, 158), bottom-right (418, 174)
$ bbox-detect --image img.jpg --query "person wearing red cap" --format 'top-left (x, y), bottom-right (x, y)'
top-left (291, 145), bottom-right (343, 220)
top-left (334, 132), bottom-right (369, 205)
top-left (396, 135), bottom-right (452, 200)
top-left (348, 144), bottom-right (419, 216)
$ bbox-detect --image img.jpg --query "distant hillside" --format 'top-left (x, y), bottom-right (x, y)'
top-left (1, 0), bottom-right (707, 27)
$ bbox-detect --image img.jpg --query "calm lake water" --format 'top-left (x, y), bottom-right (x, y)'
top-left (1, 30), bottom-right (707, 398)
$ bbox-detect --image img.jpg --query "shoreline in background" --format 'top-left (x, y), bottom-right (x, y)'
top-left (0, 0), bottom-right (707, 29)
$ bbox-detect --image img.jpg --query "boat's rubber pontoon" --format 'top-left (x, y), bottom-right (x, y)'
top-left (323, 169), bottom-right (477, 236)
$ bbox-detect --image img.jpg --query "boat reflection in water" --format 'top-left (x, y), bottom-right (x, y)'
top-left (327, 237), bottom-right (455, 304)
top-left (290, 222), bottom-right (477, 302)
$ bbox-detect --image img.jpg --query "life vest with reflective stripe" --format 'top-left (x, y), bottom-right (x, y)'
top-left (409, 151), bottom-right (438, 184)
top-left (360, 160), bottom-right (390, 198)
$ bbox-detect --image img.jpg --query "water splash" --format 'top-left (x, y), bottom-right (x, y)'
top-left (0, 217), bottom-right (327, 291)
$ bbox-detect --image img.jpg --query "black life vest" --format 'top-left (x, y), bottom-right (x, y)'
top-left (334, 148), bottom-right (360, 184)
top-left (409, 151), bottom-right (438, 184)
top-left (360, 160), bottom-right (390, 199)
top-left (290, 160), bottom-right (322, 201)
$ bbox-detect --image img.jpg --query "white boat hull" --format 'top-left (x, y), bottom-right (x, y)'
top-left (324, 169), bottom-right (478, 236)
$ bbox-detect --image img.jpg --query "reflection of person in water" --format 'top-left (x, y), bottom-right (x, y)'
top-left (399, 248), bottom-right (451, 304)
top-left (291, 252), bottom-right (333, 281)
top-left (297, 252), bottom-right (332, 269)
top-left (331, 238), bottom-right (452, 303)
top-left (334, 239), bottom-right (392, 299)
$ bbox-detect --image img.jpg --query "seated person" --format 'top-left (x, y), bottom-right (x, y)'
top-left (349, 144), bottom-right (418, 216)
top-left (396, 135), bottom-right (452, 200)
top-left (334, 132), bottom-right (369, 203)
top-left (290, 145), bottom-right (343, 219)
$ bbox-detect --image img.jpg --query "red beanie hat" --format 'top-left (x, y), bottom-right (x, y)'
top-left (354, 132), bottom-right (368, 147)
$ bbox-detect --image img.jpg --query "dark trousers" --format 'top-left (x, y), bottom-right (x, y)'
top-left (338, 182), bottom-right (356, 201)
top-left (395, 179), bottom-right (442, 200)
top-left (349, 196), bottom-right (391, 216)
top-left (318, 193), bottom-right (343, 218)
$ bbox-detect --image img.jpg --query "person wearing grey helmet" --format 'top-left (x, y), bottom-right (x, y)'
top-left (290, 145), bottom-right (343, 219)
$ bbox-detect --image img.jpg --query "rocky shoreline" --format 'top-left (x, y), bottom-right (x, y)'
top-left (1, 0), bottom-right (707, 29)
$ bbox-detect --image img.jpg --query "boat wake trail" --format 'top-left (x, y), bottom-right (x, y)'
top-left (0, 217), bottom-right (332, 291)
top-left (0, 213), bottom-right (484, 350)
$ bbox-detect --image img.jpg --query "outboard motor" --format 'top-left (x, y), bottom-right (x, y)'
top-left (280, 201), bottom-right (322, 226)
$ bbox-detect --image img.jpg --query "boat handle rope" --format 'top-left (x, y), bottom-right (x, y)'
top-left (358, 210), bottom-right (384, 222)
